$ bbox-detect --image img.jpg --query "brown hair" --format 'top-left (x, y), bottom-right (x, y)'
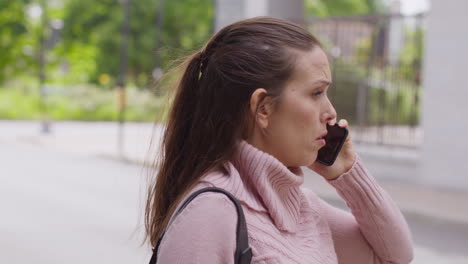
top-left (145, 16), bottom-right (321, 246)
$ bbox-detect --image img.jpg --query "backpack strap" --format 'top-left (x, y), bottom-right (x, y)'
top-left (149, 187), bottom-right (252, 264)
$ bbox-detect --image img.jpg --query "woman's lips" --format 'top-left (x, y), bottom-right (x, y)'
top-left (317, 138), bottom-right (326, 146)
top-left (316, 130), bottom-right (327, 146)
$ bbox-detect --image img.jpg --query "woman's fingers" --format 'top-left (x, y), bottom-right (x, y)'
top-left (328, 118), bottom-right (349, 127)
top-left (338, 119), bottom-right (348, 128)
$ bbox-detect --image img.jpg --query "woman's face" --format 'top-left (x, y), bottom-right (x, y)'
top-left (258, 47), bottom-right (337, 167)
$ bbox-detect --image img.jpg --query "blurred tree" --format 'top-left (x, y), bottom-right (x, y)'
top-left (305, 0), bottom-right (385, 17)
top-left (0, 0), bottom-right (33, 85)
top-left (2, 0), bottom-right (387, 87)
top-left (60, 0), bottom-right (213, 88)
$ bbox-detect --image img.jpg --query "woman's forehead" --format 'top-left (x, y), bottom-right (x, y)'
top-left (289, 48), bottom-right (331, 88)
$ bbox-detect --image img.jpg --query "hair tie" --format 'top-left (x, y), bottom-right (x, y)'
top-left (198, 50), bottom-right (208, 79)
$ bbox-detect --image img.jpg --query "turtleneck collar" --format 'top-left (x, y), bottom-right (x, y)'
top-left (200, 140), bottom-right (307, 233)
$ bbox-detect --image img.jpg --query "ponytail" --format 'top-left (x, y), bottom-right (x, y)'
top-left (145, 50), bottom-right (220, 246)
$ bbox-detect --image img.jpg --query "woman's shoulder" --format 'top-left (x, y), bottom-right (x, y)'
top-left (170, 188), bottom-right (239, 230)
top-left (178, 189), bottom-right (239, 218)
top-left (163, 183), bottom-right (240, 239)
top-left (157, 190), bottom-right (238, 262)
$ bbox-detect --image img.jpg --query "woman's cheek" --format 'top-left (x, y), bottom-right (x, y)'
top-left (297, 106), bottom-right (317, 131)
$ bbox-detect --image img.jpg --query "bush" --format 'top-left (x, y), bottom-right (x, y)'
top-left (0, 84), bottom-right (169, 122)
top-left (0, 88), bottom-right (42, 119)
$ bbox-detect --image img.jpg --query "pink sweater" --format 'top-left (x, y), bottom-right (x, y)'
top-left (157, 140), bottom-right (414, 263)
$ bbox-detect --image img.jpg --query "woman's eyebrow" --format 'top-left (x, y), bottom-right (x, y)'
top-left (311, 79), bottom-right (332, 87)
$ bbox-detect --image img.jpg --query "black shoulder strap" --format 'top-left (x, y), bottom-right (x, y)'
top-left (149, 187), bottom-right (252, 264)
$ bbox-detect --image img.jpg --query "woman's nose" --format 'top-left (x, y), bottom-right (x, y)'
top-left (320, 99), bottom-right (337, 124)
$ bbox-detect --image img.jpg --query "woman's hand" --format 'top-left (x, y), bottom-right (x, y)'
top-left (307, 119), bottom-right (357, 181)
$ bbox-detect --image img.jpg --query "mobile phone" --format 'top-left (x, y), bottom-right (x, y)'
top-left (316, 124), bottom-right (348, 166)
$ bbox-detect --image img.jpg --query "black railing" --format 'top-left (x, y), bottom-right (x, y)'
top-left (308, 13), bottom-right (425, 147)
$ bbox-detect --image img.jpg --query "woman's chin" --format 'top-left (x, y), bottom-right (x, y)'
top-left (286, 148), bottom-right (318, 167)
top-left (302, 150), bottom-right (318, 167)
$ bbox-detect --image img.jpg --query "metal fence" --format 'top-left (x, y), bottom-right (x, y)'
top-left (307, 13), bottom-right (425, 148)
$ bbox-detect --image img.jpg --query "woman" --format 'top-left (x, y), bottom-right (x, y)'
top-left (145, 17), bottom-right (414, 263)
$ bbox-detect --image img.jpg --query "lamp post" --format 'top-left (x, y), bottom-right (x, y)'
top-left (152, 0), bottom-right (164, 95)
top-left (38, 0), bottom-right (49, 134)
top-left (38, 0), bottom-right (63, 134)
top-left (117, 0), bottom-right (131, 158)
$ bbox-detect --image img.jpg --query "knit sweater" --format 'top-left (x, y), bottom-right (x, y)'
top-left (157, 140), bottom-right (414, 263)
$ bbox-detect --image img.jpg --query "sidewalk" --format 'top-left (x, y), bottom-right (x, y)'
top-left (2, 120), bottom-right (468, 225)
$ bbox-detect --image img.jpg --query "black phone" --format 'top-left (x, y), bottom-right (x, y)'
top-left (316, 124), bottom-right (348, 166)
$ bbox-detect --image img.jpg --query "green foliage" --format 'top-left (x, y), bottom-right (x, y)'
top-left (0, 85), bottom-right (169, 122)
top-left (3, 0), bottom-right (419, 125)
top-left (0, 88), bottom-right (42, 119)
top-left (398, 27), bottom-right (424, 82)
top-left (0, 0), bottom-right (34, 84)
top-left (367, 82), bottom-right (420, 126)
top-left (329, 61), bottom-right (421, 126)
top-left (2, 0), bottom-right (385, 89)
top-left (53, 42), bottom-right (98, 84)
top-left (60, 0), bottom-right (214, 88)
top-left (305, 0), bottom-right (384, 17)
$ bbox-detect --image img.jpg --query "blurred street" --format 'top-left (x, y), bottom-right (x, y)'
top-left (0, 140), bottom-right (149, 263)
top-left (1, 121), bottom-right (467, 263)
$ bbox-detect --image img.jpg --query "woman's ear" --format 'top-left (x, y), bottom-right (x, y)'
top-left (250, 88), bottom-right (272, 129)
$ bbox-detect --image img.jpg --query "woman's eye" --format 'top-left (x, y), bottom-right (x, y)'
top-left (313, 90), bottom-right (324, 97)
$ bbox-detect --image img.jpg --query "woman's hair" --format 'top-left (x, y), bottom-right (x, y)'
top-left (145, 16), bottom-right (321, 246)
